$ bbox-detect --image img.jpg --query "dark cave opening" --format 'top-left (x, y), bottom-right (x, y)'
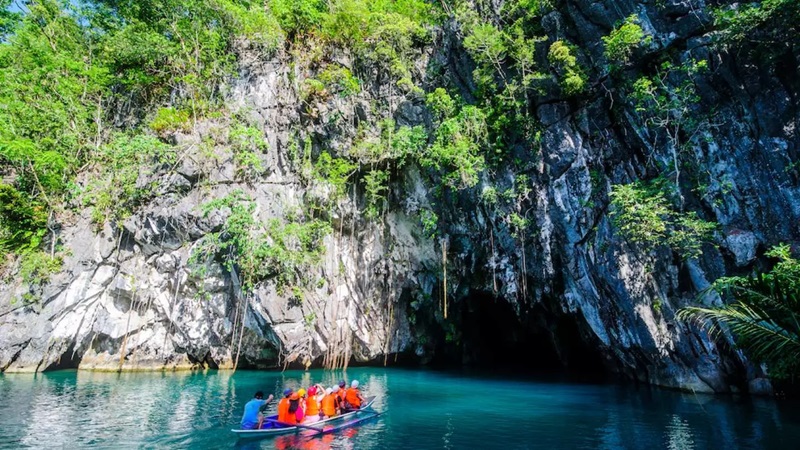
top-left (43, 345), bottom-right (81, 371)
top-left (436, 291), bottom-right (609, 380)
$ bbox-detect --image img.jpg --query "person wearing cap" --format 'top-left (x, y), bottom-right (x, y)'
top-left (304, 386), bottom-right (322, 423)
top-left (296, 389), bottom-right (308, 422)
top-left (321, 387), bottom-right (340, 418)
top-left (287, 392), bottom-right (302, 424)
top-left (240, 391), bottom-right (274, 430)
top-left (277, 388), bottom-right (293, 424)
top-left (344, 380), bottom-right (364, 410)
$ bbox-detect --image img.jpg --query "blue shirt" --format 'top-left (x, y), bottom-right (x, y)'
top-left (241, 398), bottom-right (266, 429)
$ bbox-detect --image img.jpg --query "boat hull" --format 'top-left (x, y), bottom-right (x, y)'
top-left (231, 396), bottom-right (376, 438)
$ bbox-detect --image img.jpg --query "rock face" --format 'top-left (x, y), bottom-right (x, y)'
top-left (0, 1), bottom-right (797, 395)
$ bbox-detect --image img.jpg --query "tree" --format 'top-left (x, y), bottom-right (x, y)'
top-left (678, 245), bottom-right (800, 380)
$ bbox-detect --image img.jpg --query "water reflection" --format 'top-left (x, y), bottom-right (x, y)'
top-left (1, 368), bottom-right (799, 449)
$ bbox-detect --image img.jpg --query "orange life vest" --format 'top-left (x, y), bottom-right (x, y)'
top-left (277, 398), bottom-right (290, 423)
top-left (306, 396), bottom-right (320, 416)
top-left (338, 389), bottom-right (346, 402)
top-left (321, 394), bottom-right (337, 417)
top-left (345, 387), bottom-right (361, 409)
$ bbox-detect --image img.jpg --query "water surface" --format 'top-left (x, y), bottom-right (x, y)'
top-left (1, 367), bottom-right (798, 449)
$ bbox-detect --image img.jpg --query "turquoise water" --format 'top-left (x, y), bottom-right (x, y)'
top-left (1, 368), bottom-right (798, 449)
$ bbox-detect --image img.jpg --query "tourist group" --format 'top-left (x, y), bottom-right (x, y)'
top-left (241, 380), bottom-right (365, 429)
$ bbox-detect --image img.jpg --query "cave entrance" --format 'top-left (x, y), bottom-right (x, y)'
top-left (452, 291), bottom-right (608, 379)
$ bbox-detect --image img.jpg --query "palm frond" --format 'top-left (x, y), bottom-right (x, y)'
top-left (678, 303), bottom-right (800, 364)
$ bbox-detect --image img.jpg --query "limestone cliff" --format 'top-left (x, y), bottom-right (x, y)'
top-left (1, 0), bottom-right (797, 395)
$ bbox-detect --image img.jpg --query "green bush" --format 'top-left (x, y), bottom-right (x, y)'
top-left (426, 88), bottom-right (456, 121)
top-left (317, 65), bottom-right (360, 97)
top-left (19, 251), bottom-right (62, 293)
top-left (84, 134), bottom-right (175, 225)
top-left (421, 104), bottom-right (488, 190)
top-left (230, 124), bottom-right (268, 180)
top-left (314, 152), bottom-right (358, 198)
top-left (548, 40), bottom-right (587, 95)
top-left (300, 78), bottom-right (328, 102)
top-left (196, 191), bottom-right (332, 292)
top-left (609, 181), bottom-right (716, 259)
top-left (149, 107), bottom-right (192, 135)
top-left (271, 0), bottom-right (327, 35)
top-left (364, 170), bottom-right (390, 220)
top-left (602, 15), bottom-right (651, 64)
top-left (0, 184), bottom-right (48, 253)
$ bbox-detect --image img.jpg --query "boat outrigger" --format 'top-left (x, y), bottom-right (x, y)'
top-left (231, 396), bottom-right (379, 438)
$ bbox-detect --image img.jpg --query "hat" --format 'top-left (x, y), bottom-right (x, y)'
top-left (325, 388), bottom-right (332, 395)
top-left (332, 385), bottom-right (340, 393)
top-left (351, 380), bottom-right (359, 388)
top-left (308, 386), bottom-right (317, 396)
top-left (283, 388), bottom-right (293, 397)
top-left (290, 393), bottom-right (299, 400)
top-left (297, 388), bottom-right (306, 397)
top-left (338, 380), bottom-right (346, 388)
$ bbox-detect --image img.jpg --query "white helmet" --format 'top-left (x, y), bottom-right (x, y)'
top-left (351, 380), bottom-right (359, 388)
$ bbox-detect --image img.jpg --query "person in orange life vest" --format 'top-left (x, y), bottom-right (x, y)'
top-left (277, 388), bottom-right (293, 424)
top-left (321, 387), bottom-right (341, 418)
top-left (304, 386), bottom-right (323, 423)
top-left (344, 380), bottom-right (364, 410)
top-left (288, 392), bottom-right (303, 424)
top-left (337, 380), bottom-right (347, 403)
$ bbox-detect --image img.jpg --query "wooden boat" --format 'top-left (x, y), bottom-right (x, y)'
top-left (231, 395), bottom-right (377, 437)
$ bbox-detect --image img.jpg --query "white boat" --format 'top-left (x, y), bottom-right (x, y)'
top-left (231, 395), bottom-right (377, 438)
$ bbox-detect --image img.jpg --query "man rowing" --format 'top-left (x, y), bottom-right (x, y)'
top-left (240, 391), bottom-right (274, 430)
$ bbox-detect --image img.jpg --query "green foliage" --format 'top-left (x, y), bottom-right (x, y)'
top-left (84, 134), bottom-right (176, 224)
top-left (313, 152), bottom-right (358, 198)
top-left (609, 181), bottom-right (716, 259)
top-left (678, 245), bottom-right (800, 379)
top-left (271, 0), bottom-right (327, 35)
top-left (18, 250), bottom-right (63, 294)
top-left (631, 59), bottom-right (709, 191)
top-left (426, 88), bottom-right (456, 121)
top-left (99, 0), bottom-right (283, 106)
top-left (421, 103), bottom-right (487, 190)
top-left (0, 0), bottom-right (19, 36)
top-left (364, 169), bottom-right (390, 220)
top-left (480, 186), bottom-right (499, 205)
top-left (196, 191), bottom-right (331, 292)
top-left (0, 0), bottom-right (282, 257)
top-left (0, 184), bottom-right (48, 253)
top-left (321, 0), bottom-right (436, 80)
top-left (507, 212), bottom-right (529, 238)
top-left (229, 124), bottom-right (268, 180)
top-left (149, 108), bottom-right (192, 135)
top-left (419, 208), bottom-right (438, 238)
top-left (714, 0), bottom-right (799, 46)
top-left (602, 15), bottom-right (651, 64)
top-left (455, 0), bottom-right (550, 156)
top-left (548, 40), bottom-right (587, 95)
top-left (300, 78), bottom-right (328, 102)
top-left (317, 65), bottom-right (360, 97)
top-left (350, 119), bottom-right (427, 166)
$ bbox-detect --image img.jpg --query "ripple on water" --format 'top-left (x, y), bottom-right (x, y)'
top-left (1, 368), bottom-right (800, 449)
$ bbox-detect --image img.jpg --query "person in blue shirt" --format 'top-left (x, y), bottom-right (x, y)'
top-left (241, 391), bottom-right (275, 429)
